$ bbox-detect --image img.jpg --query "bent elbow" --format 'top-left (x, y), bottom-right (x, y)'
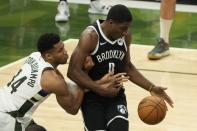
top-left (70, 110), bottom-right (78, 115)
top-left (66, 108), bottom-right (79, 115)
top-left (67, 65), bottom-right (76, 80)
top-left (67, 67), bottom-right (72, 79)
top-left (67, 68), bottom-right (80, 83)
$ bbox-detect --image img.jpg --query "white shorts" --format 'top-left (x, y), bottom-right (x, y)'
top-left (0, 112), bottom-right (31, 131)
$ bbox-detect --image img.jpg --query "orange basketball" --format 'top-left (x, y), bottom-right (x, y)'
top-left (138, 96), bottom-right (167, 125)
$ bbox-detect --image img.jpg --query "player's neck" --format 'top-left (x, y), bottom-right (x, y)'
top-left (101, 22), bottom-right (114, 41)
top-left (42, 55), bottom-right (58, 69)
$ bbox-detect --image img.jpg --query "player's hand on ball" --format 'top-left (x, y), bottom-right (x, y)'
top-left (150, 86), bottom-right (174, 108)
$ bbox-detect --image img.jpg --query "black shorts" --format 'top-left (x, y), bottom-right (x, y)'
top-left (81, 88), bottom-right (128, 130)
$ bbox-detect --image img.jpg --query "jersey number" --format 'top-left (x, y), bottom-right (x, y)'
top-left (108, 62), bottom-right (115, 73)
top-left (7, 69), bottom-right (27, 94)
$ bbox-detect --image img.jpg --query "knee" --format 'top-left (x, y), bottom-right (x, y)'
top-left (107, 118), bottom-right (129, 131)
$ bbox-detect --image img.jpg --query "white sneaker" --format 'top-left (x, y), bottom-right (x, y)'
top-left (55, 1), bottom-right (70, 22)
top-left (88, 0), bottom-right (111, 15)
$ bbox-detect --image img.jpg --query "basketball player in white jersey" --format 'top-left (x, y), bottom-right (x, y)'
top-left (68, 5), bottom-right (174, 131)
top-left (0, 33), bottom-right (128, 131)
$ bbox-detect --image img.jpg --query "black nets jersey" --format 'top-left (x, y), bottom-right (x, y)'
top-left (88, 20), bottom-right (128, 81)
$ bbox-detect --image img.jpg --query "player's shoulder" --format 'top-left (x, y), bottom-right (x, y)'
top-left (79, 27), bottom-right (98, 45)
top-left (41, 68), bottom-right (56, 83)
top-left (82, 27), bottom-right (98, 38)
top-left (42, 68), bottom-right (63, 81)
top-left (41, 68), bottom-right (60, 86)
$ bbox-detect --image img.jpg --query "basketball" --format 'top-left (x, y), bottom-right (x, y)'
top-left (138, 96), bottom-right (167, 125)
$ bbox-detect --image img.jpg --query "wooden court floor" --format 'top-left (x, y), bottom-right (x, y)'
top-left (0, 39), bottom-right (197, 131)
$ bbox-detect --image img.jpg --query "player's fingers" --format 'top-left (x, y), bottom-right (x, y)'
top-left (167, 98), bottom-right (174, 108)
top-left (165, 98), bottom-right (174, 108)
top-left (122, 76), bottom-right (130, 80)
top-left (114, 83), bottom-right (122, 88)
top-left (164, 92), bottom-right (174, 105)
top-left (114, 72), bottom-right (127, 78)
top-left (115, 76), bottom-right (129, 83)
top-left (121, 78), bottom-right (129, 82)
top-left (163, 93), bottom-right (174, 108)
top-left (151, 91), bottom-right (173, 108)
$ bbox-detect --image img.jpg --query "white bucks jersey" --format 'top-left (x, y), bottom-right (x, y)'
top-left (0, 52), bottom-right (53, 122)
top-left (88, 20), bottom-right (128, 80)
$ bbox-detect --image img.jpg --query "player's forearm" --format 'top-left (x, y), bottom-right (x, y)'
top-left (67, 68), bottom-right (103, 94)
top-left (126, 63), bottom-right (155, 91)
top-left (130, 70), bottom-right (154, 91)
top-left (69, 88), bottom-right (84, 114)
top-left (56, 89), bottom-right (83, 115)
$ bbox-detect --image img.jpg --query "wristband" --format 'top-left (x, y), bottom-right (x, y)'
top-left (149, 85), bottom-right (155, 92)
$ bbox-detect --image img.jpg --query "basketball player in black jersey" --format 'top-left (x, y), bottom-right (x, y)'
top-left (68, 4), bottom-right (174, 131)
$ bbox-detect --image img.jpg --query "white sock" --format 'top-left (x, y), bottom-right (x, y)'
top-left (160, 17), bottom-right (173, 44)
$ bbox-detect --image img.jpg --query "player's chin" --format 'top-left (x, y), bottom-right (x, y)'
top-left (60, 59), bottom-right (68, 64)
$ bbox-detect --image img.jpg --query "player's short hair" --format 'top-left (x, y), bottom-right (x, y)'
top-left (106, 4), bottom-right (132, 23)
top-left (37, 33), bottom-right (60, 53)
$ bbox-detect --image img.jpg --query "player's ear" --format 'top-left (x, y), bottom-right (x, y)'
top-left (44, 52), bottom-right (54, 61)
top-left (108, 19), bottom-right (113, 24)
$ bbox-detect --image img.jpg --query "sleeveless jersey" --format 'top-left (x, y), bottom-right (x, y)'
top-left (0, 52), bottom-right (53, 122)
top-left (88, 20), bottom-right (128, 80)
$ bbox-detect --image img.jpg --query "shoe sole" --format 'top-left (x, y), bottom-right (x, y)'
top-left (55, 17), bottom-right (69, 22)
top-left (148, 50), bottom-right (170, 60)
top-left (55, 14), bottom-right (69, 22)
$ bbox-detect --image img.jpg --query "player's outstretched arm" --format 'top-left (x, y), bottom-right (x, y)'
top-left (41, 69), bottom-right (83, 115)
top-left (123, 32), bottom-right (174, 108)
